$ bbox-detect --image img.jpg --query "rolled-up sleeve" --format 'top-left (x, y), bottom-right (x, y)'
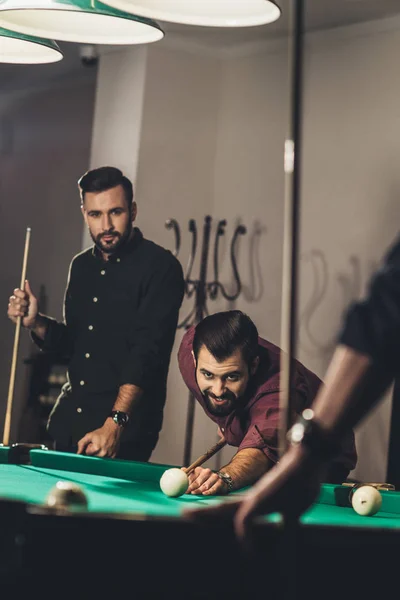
top-left (339, 236), bottom-right (400, 373)
top-left (31, 318), bottom-right (72, 359)
top-left (119, 256), bottom-right (184, 390)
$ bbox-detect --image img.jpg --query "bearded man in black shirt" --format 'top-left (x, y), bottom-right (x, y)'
top-left (8, 166), bottom-right (185, 461)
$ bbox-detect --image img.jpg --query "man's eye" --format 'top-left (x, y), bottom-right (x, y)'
top-left (112, 209), bottom-right (122, 215)
top-left (227, 375), bottom-right (239, 382)
top-left (203, 372), bottom-right (213, 379)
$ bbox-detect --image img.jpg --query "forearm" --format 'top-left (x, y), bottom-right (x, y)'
top-left (311, 345), bottom-right (394, 438)
top-left (221, 448), bottom-right (271, 491)
top-left (111, 384), bottom-right (144, 417)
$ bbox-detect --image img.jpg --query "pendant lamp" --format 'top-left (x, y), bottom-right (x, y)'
top-left (101, 0), bottom-right (281, 27)
top-left (0, 27), bottom-right (62, 63)
top-left (0, 0), bottom-right (164, 45)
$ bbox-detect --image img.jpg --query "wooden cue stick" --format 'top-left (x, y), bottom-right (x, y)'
top-left (184, 437), bottom-right (227, 476)
top-left (278, 0), bottom-right (305, 459)
top-left (3, 227), bottom-right (31, 446)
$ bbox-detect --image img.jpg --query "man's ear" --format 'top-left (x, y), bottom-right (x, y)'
top-left (131, 201), bottom-right (137, 223)
top-left (81, 204), bottom-right (87, 224)
top-left (250, 356), bottom-right (260, 376)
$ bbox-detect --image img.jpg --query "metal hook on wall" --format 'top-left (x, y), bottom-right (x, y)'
top-left (165, 215), bottom-right (247, 464)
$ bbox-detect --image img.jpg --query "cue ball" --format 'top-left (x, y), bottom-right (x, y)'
top-left (351, 485), bottom-right (382, 516)
top-left (159, 468), bottom-right (189, 497)
top-left (45, 481), bottom-right (88, 510)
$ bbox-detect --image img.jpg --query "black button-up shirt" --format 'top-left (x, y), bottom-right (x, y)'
top-left (339, 233), bottom-right (400, 374)
top-left (33, 228), bottom-right (184, 447)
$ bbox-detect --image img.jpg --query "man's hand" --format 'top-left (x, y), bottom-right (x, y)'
top-left (232, 446), bottom-right (324, 541)
top-left (183, 445), bottom-right (325, 547)
top-left (185, 466), bottom-right (229, 496)
top-left (77, 418), bottom-right (123, 458)
top-left (8, 280), bottom-right (38, 329)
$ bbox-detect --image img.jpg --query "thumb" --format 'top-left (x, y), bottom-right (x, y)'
top-left (24, 279), bottom-right (35, 298)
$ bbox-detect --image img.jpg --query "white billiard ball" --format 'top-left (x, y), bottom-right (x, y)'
top-left (45, 481), bottom-right (88, 510)
top-left (351, 485), bottom-right (382, 516)
top-left (160, 468), bottom-right (189, 497)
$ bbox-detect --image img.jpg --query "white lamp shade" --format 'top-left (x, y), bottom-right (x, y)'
top-left (0, 27), bottom-right (63, 63)
top-left (101, 0), bottom-right (281, 27)
top-left (0, 0), bottom-right (164, 45)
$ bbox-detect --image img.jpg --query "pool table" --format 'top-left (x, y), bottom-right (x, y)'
top-left (1, 446), bottom-right (399, 599)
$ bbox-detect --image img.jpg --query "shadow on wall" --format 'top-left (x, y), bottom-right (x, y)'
top-left (241, 220), bottom-right (267, 304)
top-left (298, 250), bottom-right (379, 362)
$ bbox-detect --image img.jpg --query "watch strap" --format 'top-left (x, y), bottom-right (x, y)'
top-left (216, 470), bottom-right (234, 493)
top-left (287, 409), bottom-right (340, 459)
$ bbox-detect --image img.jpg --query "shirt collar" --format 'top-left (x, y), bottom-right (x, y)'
top-left (92, 227), bottom-right (143, 263)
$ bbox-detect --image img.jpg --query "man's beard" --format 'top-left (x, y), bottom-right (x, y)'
top-left (90, 221), bottom-right (132, 255)
top-left (202, 389), bottom-right (238, 417)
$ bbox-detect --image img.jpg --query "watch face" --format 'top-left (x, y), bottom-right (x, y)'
top-left (112, 411), bottom-right (128, 426)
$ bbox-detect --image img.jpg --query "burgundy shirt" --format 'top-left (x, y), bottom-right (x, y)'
top-left (178, 327), bottom-right (357, 472)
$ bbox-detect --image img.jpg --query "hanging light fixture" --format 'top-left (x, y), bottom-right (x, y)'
top-left (0, 27), bottom-right (63, 63)
top-left (101, 0), bottom-right (281, 27)
top-left (0, 0), bottom-right (164, 45)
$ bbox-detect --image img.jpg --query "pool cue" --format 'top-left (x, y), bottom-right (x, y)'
top-left (3, 227), bottom-right (31, 446)
top-left (184, 437), bottom-right (227, 476)
top-left (277, 1), bottom-right (305, 599)
top-left (278, 0), bottom-right (305, 459)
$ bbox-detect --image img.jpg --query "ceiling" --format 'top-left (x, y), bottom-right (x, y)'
top-left (162, 0), bottom-right (400, 47)
top-left (1, 0), bottom-right (400, 92)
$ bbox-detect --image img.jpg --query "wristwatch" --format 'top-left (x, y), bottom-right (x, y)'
top-left (216, 471), bottom-right (234, 493)
top-left (109, 410), bottom-right (129, 428)
top-left (287, 408), bottom-right (339, 459)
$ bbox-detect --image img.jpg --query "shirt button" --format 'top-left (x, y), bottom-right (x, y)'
top-left (80, 380), bottom-right (85, 386)
top-left (88, 325), bottom-right (93, 331)
top-left (85, 353), bottom-right (90, 359)
top-left (93, 297), bottom-right (98, 303)
top-left (77, 407), bottom-right (82, 414)
top-left (116, 258), bottom-right (121, 263)
top-left (101, 270), bottom-right (106, 275)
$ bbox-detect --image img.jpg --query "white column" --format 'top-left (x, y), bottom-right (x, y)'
top-left (82, 45), bottom-right (148, 249)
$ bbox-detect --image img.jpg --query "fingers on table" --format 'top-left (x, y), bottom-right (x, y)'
top-left (187, 467), bottom-right (224, 496)
top-left (77, 435), bottom-right (92, 455)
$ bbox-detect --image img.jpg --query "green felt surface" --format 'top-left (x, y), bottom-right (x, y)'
top-left (263, 483), bottom-right (400, 529)
top-left (0, 449), bottom-right (234, 516)
top-left (2, 449), bottom-right (400, 527)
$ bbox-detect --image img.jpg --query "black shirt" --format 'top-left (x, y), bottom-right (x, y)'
top-left (33, 228), bottom-right (185, 448)
top-left (339, 233), bottom-right (400, 375)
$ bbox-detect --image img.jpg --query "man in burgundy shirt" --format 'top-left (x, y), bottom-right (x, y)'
top-left (178, 310), bottom-right (356, 496)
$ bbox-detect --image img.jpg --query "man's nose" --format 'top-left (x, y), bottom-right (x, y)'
top-left (101, 214), bottom-right (113, 231)
top-left (212, 380), bottom-right (225, 397)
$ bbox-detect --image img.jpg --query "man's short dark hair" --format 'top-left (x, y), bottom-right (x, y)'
top-left (193, 310), bottom-right (259, 367)
top-left (78, 166), bottom-right (134, 207)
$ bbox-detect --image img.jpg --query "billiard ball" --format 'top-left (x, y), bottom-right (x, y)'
top-left (45, 481), bottom-right (88, 510)
top-left (160, 468), bottom-right (189, 497)
top-left (351, 485), bottom-right (382, 516)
